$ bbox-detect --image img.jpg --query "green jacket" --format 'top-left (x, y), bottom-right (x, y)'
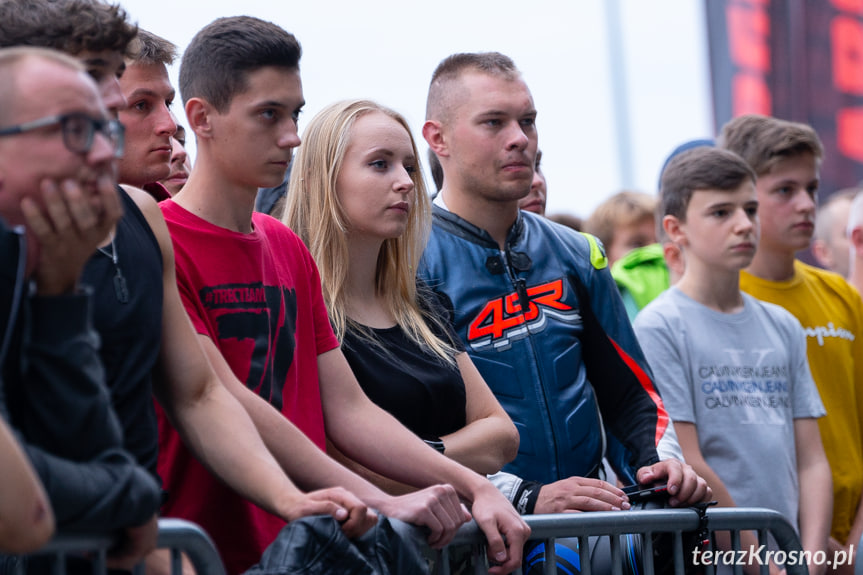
top-left (611, 243), bottom-right (670, 321)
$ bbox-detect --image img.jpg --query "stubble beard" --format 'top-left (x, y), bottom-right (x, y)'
top-left (463, 169), bottom-right (531, 206)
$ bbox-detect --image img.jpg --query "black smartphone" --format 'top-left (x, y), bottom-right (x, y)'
top-left (622, 483), bottom-right (669, 503)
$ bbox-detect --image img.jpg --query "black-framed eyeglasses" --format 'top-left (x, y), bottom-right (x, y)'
top-left (0, 113), bottom-right (125, 158)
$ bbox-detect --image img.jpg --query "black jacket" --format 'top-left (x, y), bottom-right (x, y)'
top-left (0, 220), bottom-right (160, 530)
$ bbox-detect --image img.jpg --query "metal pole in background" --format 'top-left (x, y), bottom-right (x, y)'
top-left (605, 0), bottom-right (635, 189)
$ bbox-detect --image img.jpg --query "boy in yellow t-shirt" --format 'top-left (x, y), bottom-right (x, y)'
top-left (720, 114), bottom-right (863, 573)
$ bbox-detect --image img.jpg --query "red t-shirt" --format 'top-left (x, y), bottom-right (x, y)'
top-left (156, 200), bottom-right (339, 575)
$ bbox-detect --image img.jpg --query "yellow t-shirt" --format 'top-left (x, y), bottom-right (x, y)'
top-left (741, 261), bottom-right (863, 544)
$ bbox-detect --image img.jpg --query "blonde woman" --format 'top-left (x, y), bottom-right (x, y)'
top-left (283, 100), bottom-right (519, 493)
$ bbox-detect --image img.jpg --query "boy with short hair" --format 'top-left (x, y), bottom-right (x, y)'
top-left (585, 190), bottom-right (658, 266)
top-left (720, 115), bottom-right (863, 567)
top-left (587, 190), bottom-right (669, 320)
top-left (633, 146), bottom-right (832, 573)
top-left (160, 16), bottom-right (528, 575)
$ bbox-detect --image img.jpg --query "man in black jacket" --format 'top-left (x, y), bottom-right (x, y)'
top-left (0, 47), bottom-right (161, 566)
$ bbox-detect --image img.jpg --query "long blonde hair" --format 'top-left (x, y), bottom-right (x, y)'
top-left (283, 99), bottom-right (457, 365)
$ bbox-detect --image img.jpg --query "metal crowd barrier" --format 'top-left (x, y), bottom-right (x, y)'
top-left (437, 507), bottom-right (809, 575)
top-left (856, 530), bottom-right (863, 575)
top-left (153, 519), bottom-right (225, 575)
top-left (9, 518), bottom-right (225, 575)
top-left (8, 509), bottom-right (820, 575)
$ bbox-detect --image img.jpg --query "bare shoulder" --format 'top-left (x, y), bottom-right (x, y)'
top-left (120, 185), bottom-right (175, 265)
top-left (121, 185), bottom-right (160, 216)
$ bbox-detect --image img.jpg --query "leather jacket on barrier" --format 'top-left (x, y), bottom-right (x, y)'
top-left (245, 515), bottom-right (430, 575)
top-left (419, 206), bottom-right (680, 485)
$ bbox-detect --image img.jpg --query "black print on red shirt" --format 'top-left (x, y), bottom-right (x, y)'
top-left (200, 283), bottom-right (297, 410)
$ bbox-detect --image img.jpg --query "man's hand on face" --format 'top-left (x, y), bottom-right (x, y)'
top-left (22, 176), bottom-right (122, 295)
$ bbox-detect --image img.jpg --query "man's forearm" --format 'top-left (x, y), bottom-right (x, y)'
top-left (191, 337), bottom-right (394, 509)
top-left (162, 381), bottom-right (308, 519)
top-left (797, 460), bottom-right (833, 561)
top-left (324, 394), bottom-right (490, 504)
top-left (216, 375), bottom-right (393, 506)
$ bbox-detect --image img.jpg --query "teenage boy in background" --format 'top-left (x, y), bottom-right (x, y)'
top-left (634, 146), bottom-right (831, 575)
top-left (720, 114), bottom-right (863, 573)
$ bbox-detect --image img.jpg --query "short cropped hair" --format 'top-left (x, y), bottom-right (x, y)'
top-left (0, 47), bottom-right (85, 125)
top-left (659, 146), bottom-right (756, 222)
top-left (180, 16), bottom-right (301, 112)
top-left (128, 29), bottom-right (176, 66)
top-left (584, 190), bottom-right (657, 250)
top-left (815, 188), bottom-right (858, 242)
top-left (0, 0), bottom-right (137, 57)
top-left (426, 51), bottom-right (519, 122)
top-left (717, 114), bottom-right (823, 176)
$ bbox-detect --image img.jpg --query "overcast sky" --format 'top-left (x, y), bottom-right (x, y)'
top-left (121, 0), bottom-right (714, 220)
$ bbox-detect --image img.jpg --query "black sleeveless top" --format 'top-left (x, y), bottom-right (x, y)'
top-left (81, 187), bottom-right (163, 480)
top-left (341, 293), bottom-right (466, 439)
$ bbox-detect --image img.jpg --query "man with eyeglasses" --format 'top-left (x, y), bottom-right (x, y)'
top-left (0, 46), bottom-right (163, 569)
top-left (0, 114), bottom-right (126, 158)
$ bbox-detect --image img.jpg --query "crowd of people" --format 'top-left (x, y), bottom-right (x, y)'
top-left (0, 2), bottom-right (860, 575)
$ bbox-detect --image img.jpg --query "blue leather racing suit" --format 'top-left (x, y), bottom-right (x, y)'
top-left (419, 206), bottom-right (680, 486)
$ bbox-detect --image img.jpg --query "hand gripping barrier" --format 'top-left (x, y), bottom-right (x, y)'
top-left (436, 507), bottom-right (809, 575)
top-left (6, 518), bottom-right (225, 575)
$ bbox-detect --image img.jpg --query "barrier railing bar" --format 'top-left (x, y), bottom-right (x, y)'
top-left (731, 530), bottom-right (743, 575)
top-left (856, 530), bottom-right (863, 575)
top-left (50, 553), bottom-right (62, 575)
top-left (471, 541), bottom-right (484, 575)
top-left (643, 531), bottom-right (655, 575)
top-left (14, 518), bottom-right (224, 575)
top-left (93, 549), bottom-right (108, 575)
top-left (171, 548), bottom-right (182, 575)
top-left (155, 518), bottom-right (226, 575)
top-left (757, 529), bottom-right (768, 575)
top-left (610, 533), bottom-right (622, 575)
top-left (21, 508), bottom-right (805, 575)
top-left (672, 530), bottom-right (684, 575)
top-left (29, 533), bottom-right (116, 555)
top-left (437, 545), bottom-right (451, 575)
top-left (543, 537), bottom-right (557, 575)
top-left (438, 508), bottom-right (806, 575)
top-left (580, 535), bottom-right (591, 575)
